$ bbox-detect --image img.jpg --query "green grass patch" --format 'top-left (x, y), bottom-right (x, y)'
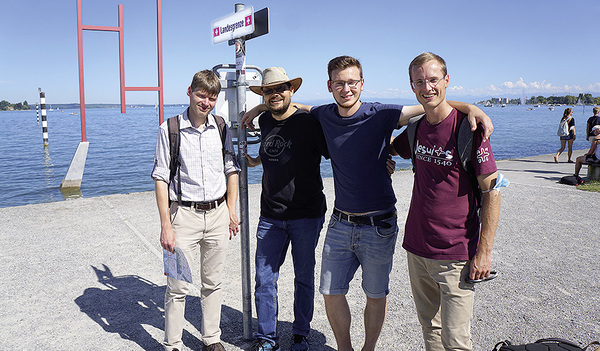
top-left (577, 180), bottom-right (600, 192)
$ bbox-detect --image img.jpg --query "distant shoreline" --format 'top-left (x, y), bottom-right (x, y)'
top-left (9, 103), bottom-right (188, 110)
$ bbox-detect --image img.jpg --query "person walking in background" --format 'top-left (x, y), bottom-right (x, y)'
top-left (245, 67), bottom-right (329, 351)
top-left (586, 106), bottom-right (600, 141)
top-left (391, 52), bottom-right (501, 351)
top-left (554, 107), bottom-right (576, 163)
top-left (152, 70), bottom-right (240, 351)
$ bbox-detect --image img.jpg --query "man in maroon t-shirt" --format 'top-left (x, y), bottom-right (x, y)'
top-left (391, 53), bottom-right (501, 351)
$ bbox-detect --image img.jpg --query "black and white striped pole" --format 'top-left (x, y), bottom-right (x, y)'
top-left (39, 90), bottom-right (49, 147)
top-left (36, 103), bottom-right (39, 124)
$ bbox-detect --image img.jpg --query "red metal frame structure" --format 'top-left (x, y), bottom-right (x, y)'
top-left (76, 0), bottom-right (165, 142)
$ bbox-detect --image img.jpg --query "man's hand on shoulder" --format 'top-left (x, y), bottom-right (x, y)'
top-left (447, 101), bottom-right (494, 141)
top-left (241, 104), bottom-right (267, 130)
top-left (466, 105), bottom-right (493, 142)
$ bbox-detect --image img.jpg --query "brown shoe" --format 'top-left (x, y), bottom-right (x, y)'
top-left (204, 342), bottom-right (226, 351)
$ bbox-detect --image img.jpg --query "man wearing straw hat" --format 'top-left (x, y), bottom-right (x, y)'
top-left (246, 67), bottom-right (329, 351)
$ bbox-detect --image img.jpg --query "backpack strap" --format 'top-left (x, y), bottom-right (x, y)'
top-left (167, 115), bottom-right (182, 204)
top-left (492, 341), bottom-right (510, 351)
top-left (407, 114), bottom-right (425, 171)
top-left (212, 114), bottom-right (234, 159)
top-left (213, 114), bottom-right (240, 172)
top-left (584, 341), bottom-right (600, 351)
top-left (457, 116), bottom-right (482, 209)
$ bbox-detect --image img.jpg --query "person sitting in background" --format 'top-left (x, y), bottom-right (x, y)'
top-left (574, 125), bottom-right (600, 177)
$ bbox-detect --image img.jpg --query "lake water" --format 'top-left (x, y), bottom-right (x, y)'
top-left (0, 104), bottom-right (593, 208)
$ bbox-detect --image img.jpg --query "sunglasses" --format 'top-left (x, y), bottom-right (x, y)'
top-left (262, 84), bottom-right (291, 95)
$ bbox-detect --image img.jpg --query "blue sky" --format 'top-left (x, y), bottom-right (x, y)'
top-left (2, 0), bottom-right (600, 105)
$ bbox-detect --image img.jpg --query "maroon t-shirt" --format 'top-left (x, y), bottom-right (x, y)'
top-left (393, 109), bottom-right (497, 260)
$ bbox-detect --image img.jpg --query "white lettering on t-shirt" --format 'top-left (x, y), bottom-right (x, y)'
top-left (263, 135), bottom-right (293, 157)
top-left (415, 139), bottom-right (454, 167)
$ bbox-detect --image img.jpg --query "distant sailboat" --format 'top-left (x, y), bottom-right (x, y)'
top-left (576, 93), bottom-right (585, 114)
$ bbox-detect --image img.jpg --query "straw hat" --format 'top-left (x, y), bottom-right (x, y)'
top-left (249, 67), bottom-right (302, 95)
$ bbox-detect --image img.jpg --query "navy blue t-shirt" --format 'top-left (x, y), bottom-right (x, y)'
top-left (311, 102), bottom-right (402, 213)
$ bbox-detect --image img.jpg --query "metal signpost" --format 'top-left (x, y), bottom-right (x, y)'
top-left (212, 3), bottom-right (269, 340)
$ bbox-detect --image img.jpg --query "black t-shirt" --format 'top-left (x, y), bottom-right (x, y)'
top-left (587, 115), bottom-right (600, 138)
top-left (258, 109), bottom-right (329, 220)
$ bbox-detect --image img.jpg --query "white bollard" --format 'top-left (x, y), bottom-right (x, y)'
top-left (40, 91), bottom-right (48, 147)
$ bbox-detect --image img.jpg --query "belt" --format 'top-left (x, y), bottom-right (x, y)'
top-left (179, 195), bottom-right (226, 211)
top-left (332, 208), bottom-right (396, 227)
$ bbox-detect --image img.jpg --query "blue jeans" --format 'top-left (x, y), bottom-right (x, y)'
top-left (319, 209), bottom-right (398, 299)
top-left (254, 215), bottom-right (324, 343)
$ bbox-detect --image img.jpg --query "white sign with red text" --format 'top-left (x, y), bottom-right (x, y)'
top-left (212, 7), bottom-right (254, 44)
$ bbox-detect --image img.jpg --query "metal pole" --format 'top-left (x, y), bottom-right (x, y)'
top-left (76, 0), bottom-right (87, 142)
top-left (156, 0), bottom-right (165, 124)
top-left (235, 2), bottom-right (253, 341)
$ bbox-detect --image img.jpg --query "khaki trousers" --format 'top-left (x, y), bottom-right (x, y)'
top-left (163, 202), bottom-right (229, 350)
top-left (407, 251), bottom-right (475, 351)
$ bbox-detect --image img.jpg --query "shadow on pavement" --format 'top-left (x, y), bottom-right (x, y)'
top-left (75, 264), bottom-right (334, 350)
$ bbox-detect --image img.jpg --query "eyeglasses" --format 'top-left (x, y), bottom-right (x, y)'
top-left (411, 76), bottom-right (446, 89)
top-left (262, 84), bottom-right (291, 95)
top-left (330, 79), bottom-right (362, 90)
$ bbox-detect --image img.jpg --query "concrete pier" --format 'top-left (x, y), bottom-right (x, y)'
top-left (60, 141), bottom-right (89, 190)
top-left (1, 153), bottom-right (599, 350)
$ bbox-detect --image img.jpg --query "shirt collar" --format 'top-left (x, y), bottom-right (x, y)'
top-left (181, 107), bottom-right (217, 130)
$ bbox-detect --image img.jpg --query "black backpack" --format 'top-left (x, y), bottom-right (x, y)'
top-left (406, 114), bottom-right (482, 208)
top-left (167, 113), bottom-right (235, 203)
top-left (559, 175), bottom-right (583, 186)
top-left (493, 338), bottom-right (599, 351)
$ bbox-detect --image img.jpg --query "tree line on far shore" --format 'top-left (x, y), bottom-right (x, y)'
top-left (480, 93), bottom-right (599, 106)
top-left (0, 100), bottom-right (31, 111)
top-left (528, 93), bottom-right (599, 105)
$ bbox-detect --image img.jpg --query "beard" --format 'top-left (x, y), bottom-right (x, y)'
top-left (267, 98), bottom-right (291, 116)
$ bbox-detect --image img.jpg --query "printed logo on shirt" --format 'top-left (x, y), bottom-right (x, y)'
top-left (477, 147), bottom-right (490, 164)
top-left (263, 135), bottom-right (293, 160)
top-left (415, 139), bottom-right (454, 167)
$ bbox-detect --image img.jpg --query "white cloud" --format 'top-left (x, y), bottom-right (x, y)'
top-left (447, 79), bottom-right (600, 97)
top-left (502, 77), bottom-right (527, 89)
top-left (335, 80), bottom-right (600, 100)
top-left (362, 87), bottom-right (413, 99)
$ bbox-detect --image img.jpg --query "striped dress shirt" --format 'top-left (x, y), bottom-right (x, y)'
top-left (152, 108), bottom-right (240, 202)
